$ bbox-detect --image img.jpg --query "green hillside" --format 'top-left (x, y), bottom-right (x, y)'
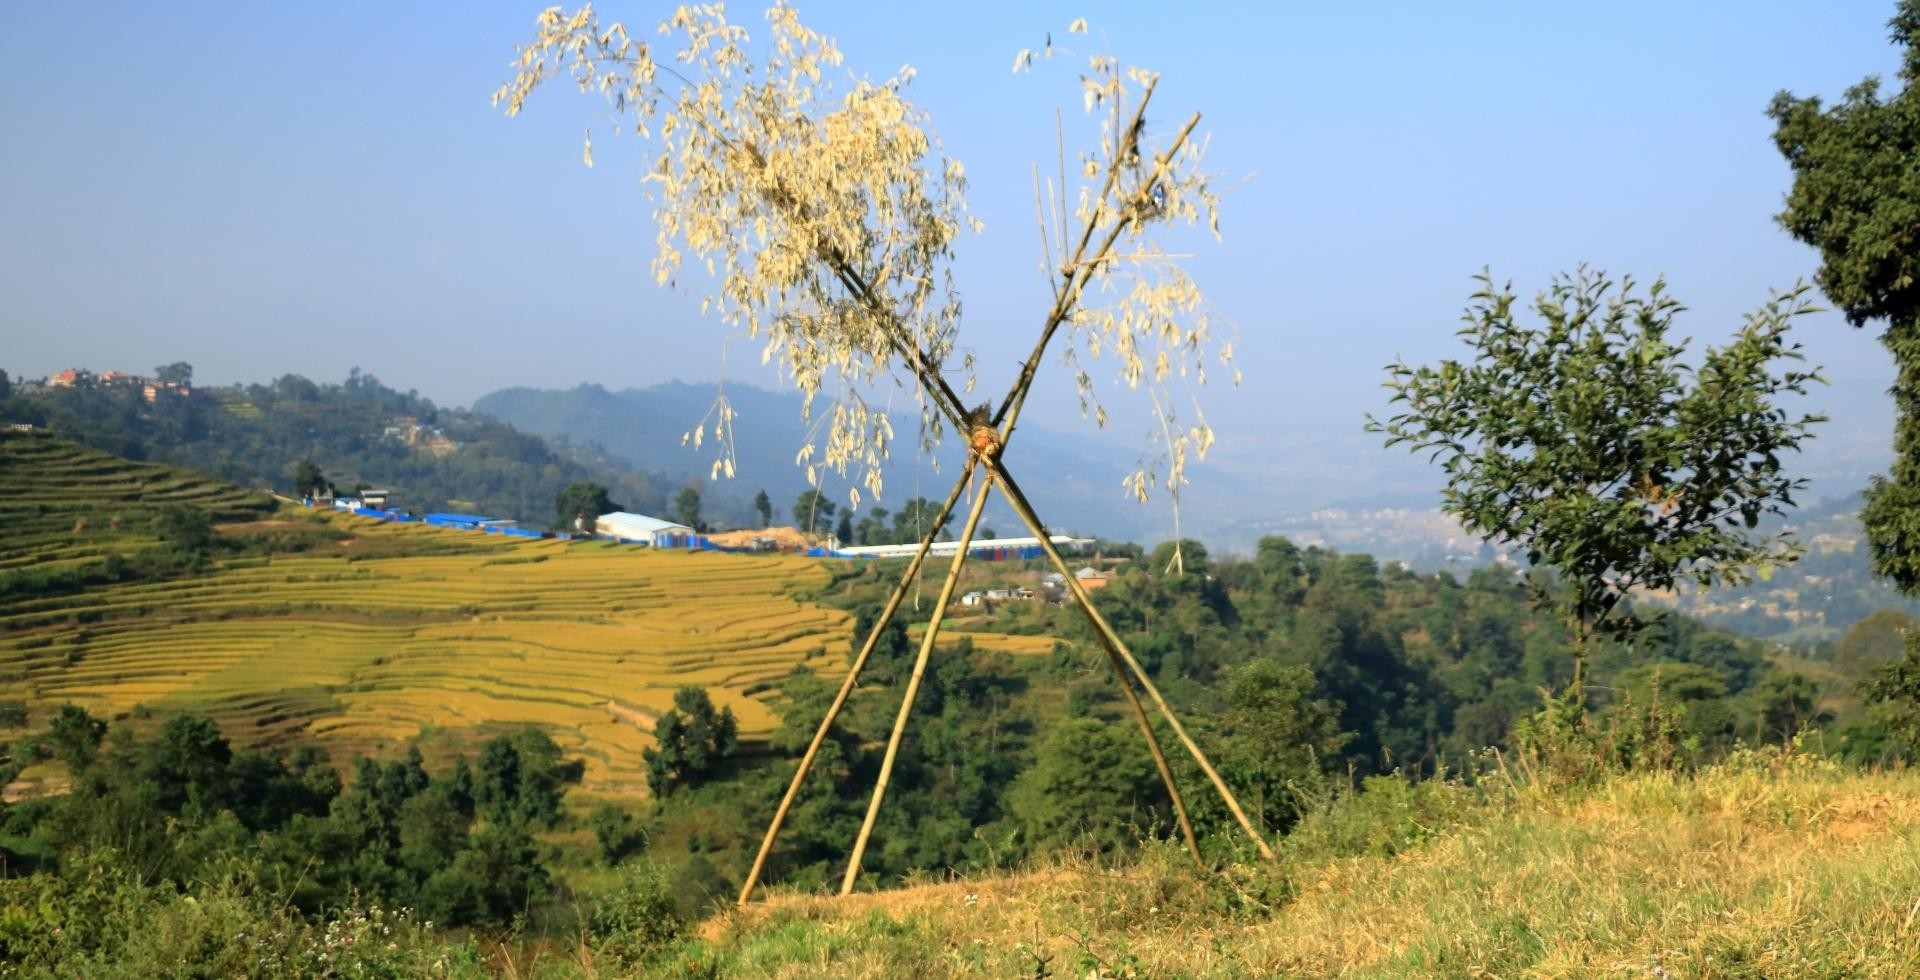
top-left (0, 368), bottom-right (690, 529)
top-left (0, 432), bottom-right (272, 583)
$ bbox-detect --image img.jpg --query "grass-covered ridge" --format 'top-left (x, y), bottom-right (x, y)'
top-left (0, 431), bottom-right (270, 575)
top-left (690, 755), bottom-right (1920, 978)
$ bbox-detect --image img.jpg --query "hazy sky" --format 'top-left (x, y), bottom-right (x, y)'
top-left (2, 2), bottom-right (1910, 457)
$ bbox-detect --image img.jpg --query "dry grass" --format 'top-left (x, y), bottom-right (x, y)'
top-left (684, 757), bottom-right (1920, 978)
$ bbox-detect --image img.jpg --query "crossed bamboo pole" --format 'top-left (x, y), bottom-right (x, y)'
top-left (734, 82), bottom-right (1269, 906)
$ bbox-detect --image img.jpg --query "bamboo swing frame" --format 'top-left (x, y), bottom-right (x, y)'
top-left (734, 83), bottom-right (1272, 906)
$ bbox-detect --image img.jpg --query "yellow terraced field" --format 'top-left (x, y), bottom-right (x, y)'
top-left (1, 434), bottom-right (1066, 797)
top-left (2, 515), bottom-right (855, 796)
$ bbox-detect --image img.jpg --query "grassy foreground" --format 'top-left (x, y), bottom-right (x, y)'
top-left (672, 754), bottom-right (1919, 978)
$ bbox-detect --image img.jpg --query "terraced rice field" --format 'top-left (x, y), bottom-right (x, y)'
top-left (1, 432), bottom-right (271, 572)
top-left (2, 434), bottom-right (1057, 797)
top-left (2, 522), bottom-right (852, 796)
top-left (0, 435), bottom-right (851, 794)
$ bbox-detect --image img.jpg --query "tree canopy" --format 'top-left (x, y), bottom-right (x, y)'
top-left (556, 482), bottom-right (619, 533)
top-left (1769, 0), bottom-right (1920, 589)
top-left (1372, 270), bottom-right (1824, 699)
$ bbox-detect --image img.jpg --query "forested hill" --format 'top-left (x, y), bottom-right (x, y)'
top-left (0, 368), bottom-right (685, 528)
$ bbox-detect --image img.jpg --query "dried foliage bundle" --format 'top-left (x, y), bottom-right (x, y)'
top-left (495, 3), bottom-right (1236, 509)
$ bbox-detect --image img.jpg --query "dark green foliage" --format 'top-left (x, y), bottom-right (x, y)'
top-left (46, 704), bottom-right (106, 770)
top-left (1769, 4), bottom-right (1920, 588)
top-left (1611, 662), bottom-right (1738, 757)
top-left (1862, 637), bottom-right (1920, 758)
top-left (1213, 660), bottom-right (1348, 835)
top-left (753, 488), bottom-right (772, 527)
top-left (851, 603), bottom-right (915, 686)
top-left (152, 506), bottom-right (216, 556)
top-left (675, 486), bottom-right (703, 530)
top-left (1372, 270), bottom-right (1824, 700)
top-left (643, 687), bottom-right (739, 795)
top-left (417, 823), bottom-right (551, 927)
top-left (1837, 608), bottom-right (1916, 669)
top-left (3, 711), bottom-right (585, 932)
top-left (555, 481), bottom-right (619, 533)
top-left (12, 369), bottom-right (673, 528)
top-left (1750, 671), bottom-right (1835, 745)
top-left (587, 860), bottom-right (685, 968)
top-left (293, 457), bottom-right (327, 497)
top-left (1009, 717), bottom-right (1168, 854)
top-left (474, 726), bottom-right (583, 828)
top-left (589, 802), bottom-right (649, 864)
top-left (793, 489), bottom-right (836, 535)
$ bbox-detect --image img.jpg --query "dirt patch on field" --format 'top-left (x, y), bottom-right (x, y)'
top-left (215, 520), bottom-right (314, 533)
top-left (704, 526), bottom-right (821, 549)
top-left (605, 700), bottom-right (658, 731)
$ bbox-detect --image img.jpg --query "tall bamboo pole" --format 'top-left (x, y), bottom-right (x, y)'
top-left (839, 470), bottom-right (996, 894)
top-left (1083, 597), bottom-right (1202, 862)
top-left (728, 78), bottom-right (1232, 896)
top-left (988, 464), bottom-right (1276, 859)
top-left (736, 466), bottom-right (973, 907)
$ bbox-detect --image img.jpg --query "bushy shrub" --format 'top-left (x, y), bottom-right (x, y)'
top-left (587, 860), bottom-right (685, 969)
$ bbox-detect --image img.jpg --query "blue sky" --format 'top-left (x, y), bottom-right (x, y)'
top-left (1, 2), bottom-right (1909, 480)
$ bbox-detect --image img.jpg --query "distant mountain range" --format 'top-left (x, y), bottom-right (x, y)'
top-left (471, 377), bottom-right (1900, 556)
top-left (473, 381), bottom-right (1196, 543)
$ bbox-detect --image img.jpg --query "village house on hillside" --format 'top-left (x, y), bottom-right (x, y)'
top-left (1074, 566), bottom-right (1112, 590)
top-left (142, 380), bottom-right (190, 402)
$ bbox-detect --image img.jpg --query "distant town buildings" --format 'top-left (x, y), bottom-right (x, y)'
top-left (37, 367), bottom-right (189, 401)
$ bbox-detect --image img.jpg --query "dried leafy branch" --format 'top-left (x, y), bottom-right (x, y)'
top-left (495, 3), bottom-right (1237, 509)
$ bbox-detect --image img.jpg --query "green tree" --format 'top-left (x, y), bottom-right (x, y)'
top-left (1372, 270), bottom-right (1824, 703)
top-left (47, 704), bottom-right (107, 770)
top-left (588, 803), bottom-right (648, 865)
top-left (1009, 717), bottom-right (1166, 854)
top-left (154, 507), bottom-right (216, 556)
top-left (674, 486), bottom-right (703, 530)
top-left (833, 510), bottom-right (853, 546)
top-left (753, 489), bottom-right (773, 528)
top-left (1216, 660), bottom-right (1348, 834)
top-left (1768, 3), bottom-right (1920, 588)
top-left (1861, 641), bottom-right (1920, 758)
top-left (472, 727), bottom-right (579, 828)
top-left (1750, 671), bottom-right (1834, 745)
top-left (792, 489), bottom-right (836, 536)
top-left (888, 496), bottom-right (942, 545)
top-left (642, 686), bottom-right (738, 795)
top-left (1836, 608), bottom-right (1916, 671)
top-left (555, 482), bottom-right (619, 533)
top-left (153, 362), bottom-right (193, 385)
top-left (293, 458), bottom-right (327, 497)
